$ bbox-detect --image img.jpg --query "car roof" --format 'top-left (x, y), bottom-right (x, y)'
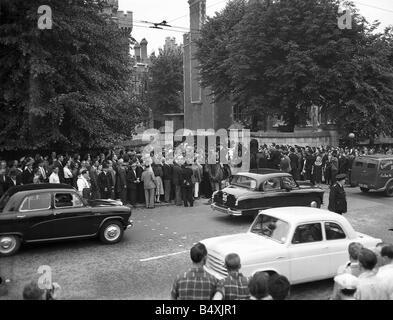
top-left (6, 183), bottom-right (74, 197)
top-left (356, 155), bottom-right (393, 160)
top-left (235, 171), bottom-right (291, 183)
top-left (259, 207), bottom-right (348, 224)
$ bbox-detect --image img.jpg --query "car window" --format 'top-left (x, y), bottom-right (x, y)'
top-left (262, 178), bottom-right (281, 191)
top-left (367, 163), bottom-right (376, 169)
top-left (380, 160), bottom-right (393, 171)
top-left (281, 176), bottom-right (297, 189)
top-left (325, 222), bottom-right (346, 240)
top-left (55, 193), bottom-right (83, 208)
top-left (292, 223), bottom-right (322, 244)
top-left (231, 175), bottom-right (257, 190)
top-left (20, 193), bottom-right (51, 212)
top-left (354, 162), bottom-right (363, 167)
top-left (250, 214), bottom-right (290, 243)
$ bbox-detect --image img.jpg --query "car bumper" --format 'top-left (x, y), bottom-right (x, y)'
top-left (211, 203), bottom-right (243, 216)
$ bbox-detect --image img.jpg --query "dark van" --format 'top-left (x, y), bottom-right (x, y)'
top-left (351, 155), bottom-right (393, 197)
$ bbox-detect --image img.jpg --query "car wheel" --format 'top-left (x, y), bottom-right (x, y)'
top-left (384, 183), bottom-right (393, 197)
top-left (99, 221), bottom-right (124, 244)
top-left (0, 235), bottom-right (21, 257)
top-left (360, 187), bottom-right (369, 193)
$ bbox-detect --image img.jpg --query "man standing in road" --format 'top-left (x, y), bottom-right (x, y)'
top-left (126, 161), bottom-right (140, 207)
top-left (98, 163), bottom-right (113, 199)
top-left (171, 243), bottom-right (222, 300)
top-left (328, 173), bottom-right (347, 215)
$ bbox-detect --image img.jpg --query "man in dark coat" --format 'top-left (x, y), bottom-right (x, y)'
top-left (162, 158), bottom-right (173, 203)
top-left (172, 159), bottom-right (184, 206)
top-left (289, 147), bottom-right (300, 180)
top-left (98, 164), bottom-right (113, 199)
top-left (21, 160), bottom-right (34, 184)
top-left (328, 174), bottom-right (348, 215)
top-left (181, 162), bottom-right (194, 207)
top-left (126, 162), bottom-right (140, 207)
top-left (53, 155), bottom-right (65, 183)
top-left (115, 159), bottom-right (127, 204)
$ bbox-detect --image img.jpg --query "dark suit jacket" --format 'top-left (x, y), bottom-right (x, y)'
top-left (53, 160), bottom-right (65, 183)
top-left (126, 168), bottom-right (141, 189)
top-left (116, 167), bottom-right (127, 192)
top-left (98, 172), bottom-right (113, 194)
top-left (172, 164), bottom-right (183, 186)
top-left (328, 183), bottom-right (347, 214)
top-left (22, 168), bottom-right (34, 184)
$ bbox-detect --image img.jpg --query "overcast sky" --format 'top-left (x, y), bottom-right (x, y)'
top-left (119, 0), bottom-right (393, 55)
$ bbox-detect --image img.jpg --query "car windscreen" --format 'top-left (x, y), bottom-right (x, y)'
top-left (230, 175), bottom-right (257, 190)
top-left (250, 214), bottom-right (290, 243)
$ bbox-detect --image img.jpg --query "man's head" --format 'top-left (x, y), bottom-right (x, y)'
top-left (190, 243), bottom-right (207, 265)
top-left (268, 274), bottom-right (290, 300)
top-left (380, 245), bottom-right (393, 266)
top-left (81, 169), bottom-right (88, 178)
top-left (358, 248), bottom-right (377, 271)
top-left (53, 167), bottom-right (59, 174)
top-left (22, 281), bottom-right (46, 300)
top-left (224, 253), bottom-right (241, 272)
top-left (348, 242), bottom-right (363, 262)
top-left (248, 271), bottom-right (269, 300)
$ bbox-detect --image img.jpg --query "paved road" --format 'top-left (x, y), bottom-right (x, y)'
top-left (1, 186), bottom-right (392, 300)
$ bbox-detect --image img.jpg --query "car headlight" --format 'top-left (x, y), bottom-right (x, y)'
top-left (235, 199), bottom-right (239, 206)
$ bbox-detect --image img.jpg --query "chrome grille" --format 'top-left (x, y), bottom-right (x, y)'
top-left (207, 253), bottom-right (227, 277)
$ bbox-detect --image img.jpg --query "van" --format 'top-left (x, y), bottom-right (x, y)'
top-left (351, 155), bottom-right (393, 197)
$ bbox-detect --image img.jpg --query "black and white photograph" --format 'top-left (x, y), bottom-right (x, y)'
top-left (1, 0), bottom-right (393, 308)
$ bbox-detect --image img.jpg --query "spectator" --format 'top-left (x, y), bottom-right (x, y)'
top-left (22, 280), bottom-right (61, 300)
top-left (376, 245), bottom-right (393, 299)
top-left (337, 242), bottom-right (363, 276)
top-left (22, 159), bottom-right (34, 184)
top-left (248, 271), bottom-right (272, 300)
top-left (53, 155), bottom-right (65, 183)
top-left (33, 168), bottom-right (42, 184)
top-left (268, 273), bottom-right (290, 300)
top-left (126, 162), bottom-right (140, 207)
top-left (171, 243), bottom-right (222, 300)
top-left (152, 158), bottom-right (164, 203)
top-left (49, 167), bottom-right (60, 184)
top-left (332, 273), bottom-right (358, 300)
top-left (141, 164), bottom-right (156, 209)
top-left (63, 160), bottom-right (73, 186)
top-left (115, 159), bottom-right (127, 204)
top-left (213, 253), bottom-right (250, 300)
top-left (162, 158), bottom-right (173, 203)
top-left (181, 161), bottom-right (194, 207)
top-left (98, 163), bottom-right (113, 199)
top-left (172, 158), bottom-right (183, 206)
top-left (313, 156), bottom-right (323, 187)
top-left (77, 170), bottom-right (91, 198)
top-left (354, 248), bottom-right (388, 300)
top-left (191, 159), bottom-right (203, 199)
top-left (289, 147), bottom-right (300, 180)
top-left (89, 161), bottom-right (101, 200)
top-left (279, 152), bottom-right (291, 173)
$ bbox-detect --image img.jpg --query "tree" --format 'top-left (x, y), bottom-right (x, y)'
top-left (147, 46), bottom-right (184, 116)
top-left (196, 0), bottom-right (393, 137)
top-left (0, 0), bottom-right (144, 151)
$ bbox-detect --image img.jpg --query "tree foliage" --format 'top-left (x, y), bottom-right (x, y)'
top-left (196, 0), bottom-right (393, 139)
top-left (0, 0), bottom-right (144, 151)
top-left (147, 46), bottom-right (184, 115)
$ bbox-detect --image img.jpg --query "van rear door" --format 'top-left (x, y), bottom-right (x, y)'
top-left (358, 159), bottom-right (379, 189)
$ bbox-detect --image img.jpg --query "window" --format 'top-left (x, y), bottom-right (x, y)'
top-left (292, 223), bottom-right (322, 244)
top-left (54, 193), bottom-right (83, 208)
top-left (355, 162), bottom-right (363, 167)
top-left (20, 193), bottom-right (51, 211)
top-left (281, 176), bottom-right (297, 189)
top-left (367, 163), bottom-right (376, 169)
top-left (262, 178), bottom-right (281, 191)
top-left (250, 214), bottom-right (290, 243)
top-left (231, 175), bottom-right (257, 190)
top-left (325, 222), bottom-right (346, 240)
top-left (380, 160), bottom-right (393, 171)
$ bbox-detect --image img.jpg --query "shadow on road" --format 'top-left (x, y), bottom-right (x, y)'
top-left (289, 278), bottom-right (333, 300)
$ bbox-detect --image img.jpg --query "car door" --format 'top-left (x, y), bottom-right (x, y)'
top-left (260, 177), bottom-right (285, 208)
top-left (324, 221), bottom-right (351, 276)
top-left (279, 176), bottom-right (307, 206)
top-left (50, 191), bottom-right (98, 238)
top-left (18, 192), bottom-right (56, 241)
top-left (289, 222), bottom-right (330, 283)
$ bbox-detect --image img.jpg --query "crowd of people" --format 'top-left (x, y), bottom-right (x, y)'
top-left (251, 143), bottom-right (393, 187)
top-left (1, 143), bottom-right (392, 209)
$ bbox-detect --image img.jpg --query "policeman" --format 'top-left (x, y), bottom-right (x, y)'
top-left (328, 173), bottom-right (347, 214)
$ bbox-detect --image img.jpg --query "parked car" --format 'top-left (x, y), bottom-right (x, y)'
top-left (0, 184), bottom-right (133, 256)
top-left (211, 172), bottom-right (324, 216)
top-left (201, 207), bottom-right (381, 284)
top-left (351, 155), bottom-right (393, 197)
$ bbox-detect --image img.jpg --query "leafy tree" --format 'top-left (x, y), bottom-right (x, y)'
top-left (0, 0), bottom-right (144, 151)
top-left (196, 0), bottom-right (393, 138)
top-left (147, 46), bottom-right (184, 116)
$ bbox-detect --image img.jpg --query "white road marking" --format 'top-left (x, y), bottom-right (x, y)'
top-left (140, 250), bottom-right (187, 262)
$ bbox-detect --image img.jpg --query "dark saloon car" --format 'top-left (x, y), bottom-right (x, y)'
top-left (0, 184), bottom-right (133, 256)
top-left (211, 172), bottom-right (324, 217)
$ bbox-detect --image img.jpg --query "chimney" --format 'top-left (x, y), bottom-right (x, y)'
top-left (140, 38), bottom-right (148, 62)
top-left (134, 42), bottom-right (141, 62)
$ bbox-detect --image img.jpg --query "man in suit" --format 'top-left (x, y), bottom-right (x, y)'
top-left (116, 159), bottom-right (127, 204)
top-left (289, 147), bottom-right (300, 180)
top-left (328, 173), bottom-right (348, 215)
top-left (98, 163), bottom-right (113, 199)
top-left (22, 160), bottom-right (34, 184)
top-left (53, 155), bottom-right (65, 183)
top-left (126, 162), bottom-right (140, 207)
top-left (37, 160), bottom-right (49, 183)
top-left (172, 158), bottom-right (183, 206)
top-left (162, 158), bottom-right (173, 203)
top-left (89, 161), bottom-right (101, 200)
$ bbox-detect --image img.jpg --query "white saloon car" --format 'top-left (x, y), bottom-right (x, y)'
top-left (201, 207), bottom-right (381, 284)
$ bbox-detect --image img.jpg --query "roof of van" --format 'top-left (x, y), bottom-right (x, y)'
top-left (356, 154), bottom-right (393, 160)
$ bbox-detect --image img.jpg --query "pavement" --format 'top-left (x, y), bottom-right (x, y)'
top-left (0, 184), bottom-right (392, 300)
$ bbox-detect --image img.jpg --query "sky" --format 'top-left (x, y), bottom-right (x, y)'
top-left (119, 0), bottom-right (393, 55)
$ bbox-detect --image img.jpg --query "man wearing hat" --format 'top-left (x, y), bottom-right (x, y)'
top-left (22, 159), bottom-right (34, 184)
top-left (328, 173), bottom-right (347, 214)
